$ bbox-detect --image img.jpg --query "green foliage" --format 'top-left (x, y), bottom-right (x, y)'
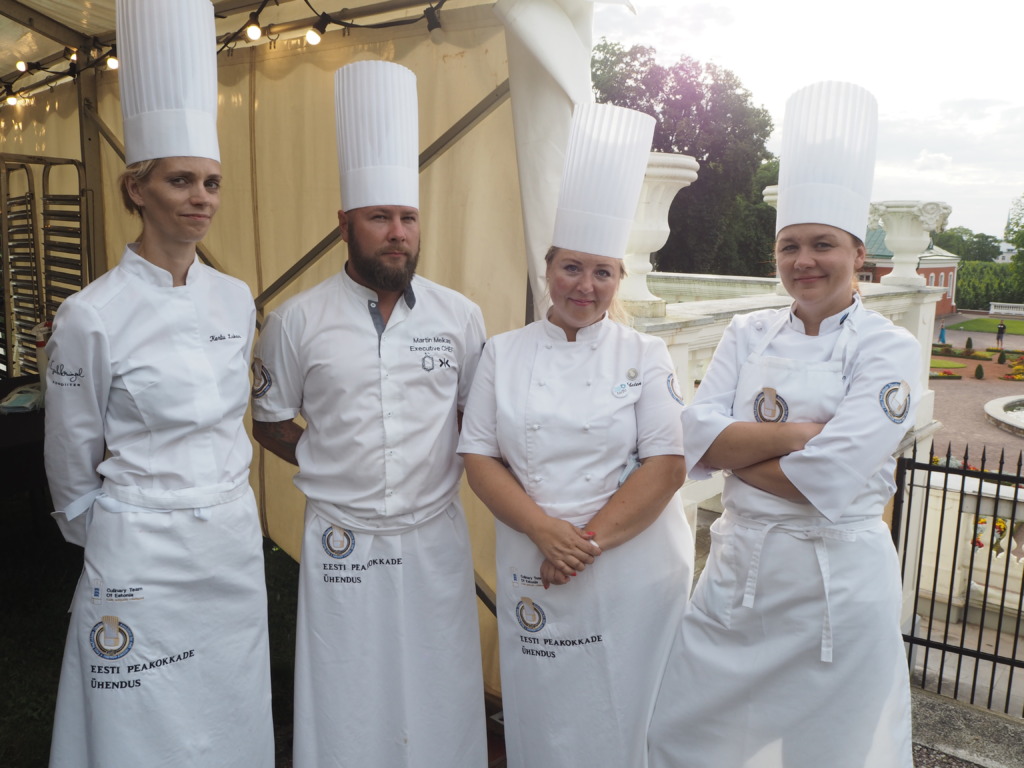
top-left (954, 261), bottom-right (1024, 310)
top-left (932, 226), bottom-right (1002, 261)
top-left (947, 317), bottom-right (1024, 334)
top-left (592, 39), bottom-right (775, 276)
top-left (975, 364), bottom-right (985, 379)
top-left (966, 337), bottom-right (973, 349)
top-left (999, 351), bottom-right (1007, 364)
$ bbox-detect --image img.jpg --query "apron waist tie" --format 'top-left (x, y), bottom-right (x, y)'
top-left (738, 518), bottom-right (859, 664)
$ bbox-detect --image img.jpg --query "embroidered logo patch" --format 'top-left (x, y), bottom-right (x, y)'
top-left (421, 354), bottom-right (435, 372)
top-left (879, 381), bottom-right (911, 424)
top-left (322, 526), bottom-right (356, 559)
top-left (667, 373), bottom-right (685, 405)
top-left (250, 358), bottom-right (272, 399)
top-left (753, 388), bottom-right (789, 422)
top-left (515, 597), bottom-right (547, 633)
top-left (90, 616), bottom-right (134, 660)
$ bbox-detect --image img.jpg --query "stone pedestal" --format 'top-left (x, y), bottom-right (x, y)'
top-left (622, 152), bottom-right (699, 318)
top-left (873, 200), bottom-right (952, 287)
top-left (761, 185), bottom-right (790, 296)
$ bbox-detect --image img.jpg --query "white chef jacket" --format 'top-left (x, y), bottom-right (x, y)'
top-left (648, 296), bottom-right (919, 768)
top-left (252, 267), bottom-right (485, 531)
top-left (459, 315), bottom-right (693, 768)
top-left (45, 246), bottom-right (256, 538)
top-left (458, 315), bottom-right (686, 523)
top-left (684, 296), bottom-right (921, 522)
top-left (43, 245), bottom-right (273, 768)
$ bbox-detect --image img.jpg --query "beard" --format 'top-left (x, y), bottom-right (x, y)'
top-left (347, 238), bottom-right (419, 293)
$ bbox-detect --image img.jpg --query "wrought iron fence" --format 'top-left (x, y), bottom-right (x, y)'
top-left (893, 442), bottom-right (1024, 717)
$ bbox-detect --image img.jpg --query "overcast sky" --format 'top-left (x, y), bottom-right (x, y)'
top-left (593, 0), bottom-right (1024, 238)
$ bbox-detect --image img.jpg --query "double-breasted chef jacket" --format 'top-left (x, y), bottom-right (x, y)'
top-left (252, 266), bottom-right (489, 768)
top-left (649, 295), bottom-right (920, 768)
top-left (44, 246), bottom-right (273, 768)
top-left (459, 315), bottom-right (694, 768)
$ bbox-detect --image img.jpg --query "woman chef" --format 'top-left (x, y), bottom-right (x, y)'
top-left (648, 82), bottom-right (919, 768)
top-left (43, 1), bottom-right (273, 766)
top-left (459, 102), bottom-right (694, 768)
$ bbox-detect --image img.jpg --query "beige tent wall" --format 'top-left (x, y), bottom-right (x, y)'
top-left (2, 3), bottom-right (523, 697)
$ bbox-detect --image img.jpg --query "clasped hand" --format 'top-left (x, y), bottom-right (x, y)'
top-left (527, 516), bottom-right (601, 588)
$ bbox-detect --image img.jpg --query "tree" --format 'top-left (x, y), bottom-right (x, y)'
top-left (932, 226), bottom-right (1001, 261)
top-left (591, 40), bottom-right (775, 275)
top-left (954, 261), bottom-right (1024, 310)
top-left (1007, 194), bottom-right (1024, 280)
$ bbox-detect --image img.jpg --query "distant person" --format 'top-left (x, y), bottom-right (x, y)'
top-left (996, 320), bottom-right (1006, 349)
top-left (938, 321), bottom-right (946, 344)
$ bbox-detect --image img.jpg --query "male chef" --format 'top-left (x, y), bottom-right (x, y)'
top-left (251, 60), bottom-right (488, 768)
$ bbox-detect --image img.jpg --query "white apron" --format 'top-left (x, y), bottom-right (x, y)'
top-left (649, 313), bottom-right (913, 768)
top-left (49, 487), bottom-right (274, 768)
top-left (497, 497), bottom-right (692, 768)
top-left (293, 499), bottom-right (488, 768)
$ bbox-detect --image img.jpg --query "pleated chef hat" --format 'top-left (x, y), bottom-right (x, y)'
top-left (117, 0), bottom-right (220, 165)
top-left (775, 81), bottom-right (878, 238)
top-left (335, 61), bottom-right (419, 211)
top-left (552, 102), bottom-right (655, 259)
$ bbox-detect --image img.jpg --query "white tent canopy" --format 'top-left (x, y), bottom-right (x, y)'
top-left (1, 0), bottom-right (629, 697)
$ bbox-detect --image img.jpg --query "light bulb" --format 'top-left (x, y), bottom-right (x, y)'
top-left (107, 55), bottom-right (119, 70)
top-left (16, 60), bottom-right (28, 72)
top-left (245, 13), bottom-right (263, 41)
top-left (6, 95), bottom-right (18, 106)
top-left (305, 28), bottom-right (321, 45)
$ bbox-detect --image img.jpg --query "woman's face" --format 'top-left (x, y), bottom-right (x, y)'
top-left (775, 223), bottom-right (865, 323)
top-left (126, 156), bottom-right (222, 246)
top-left (546, 249), bottom-right (621, 340)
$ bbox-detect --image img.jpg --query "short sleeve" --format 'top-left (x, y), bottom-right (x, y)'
top-left (457, 339), bottom-right (501, 458)
top-left (251, 309), bottom-right (303, 422)
top-left (635, 337), bottom-right (685, 459)
top-left (458, 303), bottom-right (487, 410)
top-left (44, 297), bottom-right (111, 544)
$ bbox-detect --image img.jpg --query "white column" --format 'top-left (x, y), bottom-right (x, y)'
top-left (873, 200), bottom-right (952, 287)
top-left (622, 152), bottom-right (699, 318)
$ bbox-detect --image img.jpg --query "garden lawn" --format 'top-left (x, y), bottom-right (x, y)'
top-left (946, 318), bottom-right (1024, 335)
top-left (930, 359), bottom-right (966, 369)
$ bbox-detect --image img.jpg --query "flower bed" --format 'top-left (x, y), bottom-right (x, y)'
top-left (930, 370), bottom-right (962, 380)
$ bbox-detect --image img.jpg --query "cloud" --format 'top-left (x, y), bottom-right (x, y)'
top-left (913, 150), bottom-right (953, 173)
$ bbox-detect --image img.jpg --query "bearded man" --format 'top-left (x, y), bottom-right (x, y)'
top-left (251, 61), bottom-right (488, 768)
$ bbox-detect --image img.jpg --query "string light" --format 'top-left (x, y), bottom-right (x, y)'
top-left (424, 5), bottom-right (444, 45)
top-left (16, 60), bottom-right (28, 72)
top-left (306, 13), bottom-right (331, 45)
top-left (245, 12), bottom-right (263, 41)
top-left (106, 47), bottom-right (119, 70)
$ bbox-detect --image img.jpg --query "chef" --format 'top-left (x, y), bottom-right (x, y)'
top-left (648, 81), bottom-right (920, 768)
top-left (43, 1), bottom-right (273, 766)
top-left (251, 60), bottom-right (488, 768)
top-left (458, 101), bottom-right (694, 768)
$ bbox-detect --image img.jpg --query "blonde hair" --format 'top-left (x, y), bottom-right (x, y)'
top-left (118, 159), bottom-right (160, 215)
top-left (543, 246), bottom-right (631, 325)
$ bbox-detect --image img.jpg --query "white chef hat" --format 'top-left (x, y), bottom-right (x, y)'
top-left (775, 81), bottom-right (878, 239)
top-left (335, 61), bottom-right (419, 211)
top-left (116, 0), bottom-right (220, 165)
top-left (552, 102), bottom-right (655, 259)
